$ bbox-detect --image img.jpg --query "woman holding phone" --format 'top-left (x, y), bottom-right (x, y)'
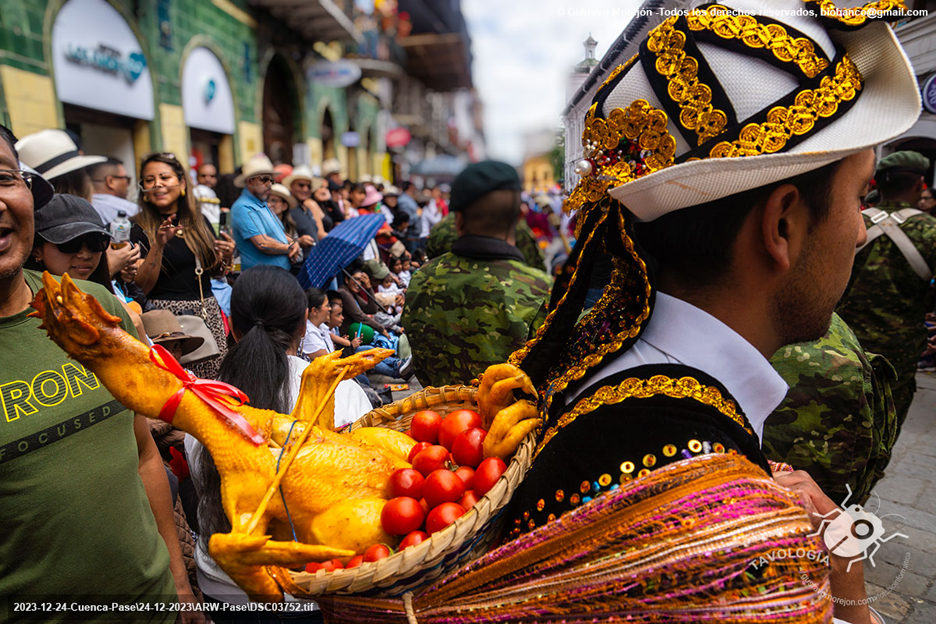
top-left (131, 152), bottom-right (235, 378)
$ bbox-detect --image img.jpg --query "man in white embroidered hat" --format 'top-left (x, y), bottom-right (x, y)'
top-left (506, 2), bottom-right (920, 623)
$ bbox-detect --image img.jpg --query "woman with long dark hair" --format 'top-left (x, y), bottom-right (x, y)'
top-left (186, 266), bottom-right (370, 614)
top-left (131, 152), bottom-right (235, 378)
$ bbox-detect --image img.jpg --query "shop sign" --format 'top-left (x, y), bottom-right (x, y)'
top-left (182, 47), bottom-right (235, 135)
top-left (64, 44), bottom-right (147, 84)
top-left (385, 127), bottom-right (412, 148)
top-left (923, 74), bottom-right (936, 115)
top-left (341, 131), bottom-right (361, 147)
top-left (52, 0), bottom-right (154, 120)
top-left (308, 60), bottom-right (362, 88)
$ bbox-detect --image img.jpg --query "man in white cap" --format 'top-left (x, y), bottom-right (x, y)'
top-left (230, 154), bottom-right (299, 271)
top-left (0, 124), bottom-right (203, 620)
top-left (507, 3), bottom-right (921, 623)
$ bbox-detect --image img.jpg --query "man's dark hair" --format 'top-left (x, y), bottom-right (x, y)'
top-left (875, 170), bottom-right (922, 199)
top-left (401, 181), bottom-right (414, 194)
top-left (350, 183), bottom-right (366, 195)
top-left (86, 157), bottom-right (123, 180)
top-left (0, 124), bottom-right (18, 161)
top-left (392, 212), bottom-right (410, 229)
top-left (461, 189), bottom-right (521, 238)
top-left (633, 160), bottom-right (842, 288)
top-left (325, 289), bottom-right (343, 306)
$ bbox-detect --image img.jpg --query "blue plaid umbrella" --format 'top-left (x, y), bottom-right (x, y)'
top-left (297, 213), bottom-right (387, 289)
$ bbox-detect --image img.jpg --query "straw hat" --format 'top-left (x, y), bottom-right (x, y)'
top-left (15, 129), bottom-right (106, 181)
top-left (269, 183), bottom-right (298, 209)
top-left (566, 0), bottom-right (921, 222)
top-left (142, 310), bottom-right (205, 356)
top-left (322, 158), bottom-right (342, 177)
top-left (383, 185), bottom-right (400, 196)
top-left (360, 173), bottom-right (373, 184)
top-left (234, 154), bottom-right (276, 187)
top-left (282, 164), bottom-right (320, 189)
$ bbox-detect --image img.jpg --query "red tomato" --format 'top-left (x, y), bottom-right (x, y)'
top-left (346, 555), bottom-right (364, 568)
top-left (381, 497), bottom-right (425, 535)
top-left (399, 530), bottom-right (430, 550)
top-left (408, 441), bottom-right (432, 463)
top-left (474, 457), bottom-right (508, 497)
top-left (412, 445), bottom-right (451, 477)
top-left (304, 562), bottom-right (321, 573)
top-left (411, 410), bottom-right (443, 444)
top-left (364, 543), bottom-right (392, 562)
top-left (439, 410), bottom-right (483, 449)
top-left (459, 490), bottom-right (480, 510)
top-left (426, 502), bottom-right (465, 534)
top-left (318, 559), bottom-right (342, 572)
top-left (454, 466), bottom-right (475, 490)
top-left (423, 469), bottom-right (466, 509)
top-left (389, 469), bottom-right (425, 500)
top-left (404, 429), bottom-right (412, 439)
top-left (452, 428), bottom-right (487, 467)
top-left (419, 498), bottom-right (429, 516)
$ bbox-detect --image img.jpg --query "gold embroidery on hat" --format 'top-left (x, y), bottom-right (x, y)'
top-left (810, 0), bottom-right (908, 27)
top-left (708, 55), bottom-right (862, 158)
top-left (598, 53), bottom-right (640, 95)
top-left (687, 6), bottom-right (829, 78)
top-left (647, 17), bottom-right (728, 146)
top-left (534, 374), bottom-right (750, 460)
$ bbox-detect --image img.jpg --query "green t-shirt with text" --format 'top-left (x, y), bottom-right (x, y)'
top-left (0, 270), bottom-right (175, 622)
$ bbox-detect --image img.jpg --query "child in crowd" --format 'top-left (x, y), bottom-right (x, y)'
top-left (389, 255), bottom-right (409, 289)
top-left (325, 291), bottom-right (363, 353)
top-left (411, 248), bottom-right (427, 268)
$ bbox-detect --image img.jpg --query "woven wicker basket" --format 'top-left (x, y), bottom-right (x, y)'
top-left (278, 385), bottom-right (535, 597)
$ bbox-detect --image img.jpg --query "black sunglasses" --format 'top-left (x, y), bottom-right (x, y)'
top-left (55, 234), bottom-right (111, 254)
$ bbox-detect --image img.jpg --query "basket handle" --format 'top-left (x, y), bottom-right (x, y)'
top-left (403, 592), bottom-right (418, 624)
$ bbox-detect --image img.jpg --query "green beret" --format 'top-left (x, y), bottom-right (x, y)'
top-left (449, 160), bottom-right (521, 213)
top-left (876, 150), bottom-right (930, 176)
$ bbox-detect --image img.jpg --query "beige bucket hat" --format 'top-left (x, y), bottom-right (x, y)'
top-left (16, 129), bottom-right (106, 181)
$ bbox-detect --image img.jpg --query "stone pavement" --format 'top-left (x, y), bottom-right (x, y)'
top-left (859, 372), bottom-right (936, 623)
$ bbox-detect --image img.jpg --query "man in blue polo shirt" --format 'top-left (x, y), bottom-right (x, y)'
top-left (230, 154), bottom-right (299, 270)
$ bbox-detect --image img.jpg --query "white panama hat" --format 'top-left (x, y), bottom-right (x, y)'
top-left (234, 154), bottom-right (276, 188)
top-left (567, 0), bottom-right (921, 222)
top-left (322, 158), bottom-right (342, 177)
top-left (15, 129), bottom-right (106, 181)
top-left (282, 164), bottom-right (320, 189)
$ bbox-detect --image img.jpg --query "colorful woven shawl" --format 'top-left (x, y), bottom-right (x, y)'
top-left (314, 453), bottom-right (832, 623)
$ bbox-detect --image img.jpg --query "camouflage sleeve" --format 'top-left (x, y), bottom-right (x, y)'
top-left (426, 214), bottom-right (457, 260)
top-left (516, 220), bottom-right (546, 271)
top-left (763, 313), bottom-right (897, 504)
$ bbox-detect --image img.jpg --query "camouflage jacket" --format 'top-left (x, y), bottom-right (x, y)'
top-left (836, 201), bottom-right (936, 386)
top-left (764, 313), bottom-right (898, 504)
top-left (402, 235), bottom-right (552, 387)
top-left (426, 214), bottom-right (546, 271)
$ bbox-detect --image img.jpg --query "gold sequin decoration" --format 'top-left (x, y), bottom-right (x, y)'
top-left (563, 99), bottom-right (677, 213)
top-left (619, 473), bottom-right (632, 485)
top-left (599, 473), bottom-right (613, 487)
top-left (580, 480), bottom-right (591, 494)
top-left (647, 17), bottom-right (728, 145)
top-left (663, 444), bottom-right (677, 457)
top-left (688, 439), bottom-right (703, 453)
top-left (686, 6), bottom-right (829, 78)
top-left (713, 442), bottom-right (726, 453)
top-left (638, 468), bottom-right (651, 478)
top-left (528, 519), bottom-right (536, 530)
top-left (547, 513), bottom-right (556, 522)
top-left (523, 511), bottom-right (530, 520)
top-left (570, 493), bottom-right (581, 505)
top-left (709, 55), bottom-right (862, 158)
top-left (555, 489), bottom-right (565, 502)
top-left (535, 375), bottom-right (750, 459)
top-left (810, 0), bottom-right (908, 27)
top-left (620, 461), bottom-right (635, 474)
top-left (598, 53), bottom-right (639, 95)
top-left (643, 454), bottom-right (657, 468)
top-left (536, 499), bottom-right (545, 512)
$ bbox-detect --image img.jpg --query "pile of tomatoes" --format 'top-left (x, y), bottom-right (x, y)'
top-left (305, 408), bottom-right (508, 573)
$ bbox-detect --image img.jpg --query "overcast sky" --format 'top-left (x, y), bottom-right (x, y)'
top-left (462, 0), bottom-right (645, 165)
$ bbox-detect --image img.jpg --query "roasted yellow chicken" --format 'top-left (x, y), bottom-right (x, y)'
top-left (29, 273), bottom-right (540, 601)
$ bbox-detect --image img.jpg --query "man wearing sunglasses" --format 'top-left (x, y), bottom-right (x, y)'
top-left (88, 156), bottom-right (138, 224)
top-left (0, 124), bottom-right (204, 622)
top-left (231, 155), bottom-right (299, 271)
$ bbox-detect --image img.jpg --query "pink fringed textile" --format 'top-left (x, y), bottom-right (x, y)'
top-left (315, 453), bottom-right (832, 623)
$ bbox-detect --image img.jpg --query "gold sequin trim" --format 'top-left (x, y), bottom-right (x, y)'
top-left (810, 0), bottom-right (908, 27)
top-left (555, 489), bottom-right (565, 502)
top-left (643, 454), bottom-right (657, 468)
top-left (713, 442), bottom-right (726, 453)
top-left (535, 375), bottom-right (750, 459)
top-left (663, 444), bottom-right (677, 457)
top-left (564, 100), bottom-right (677, 212)
top-left (638, 468), bottom-right (651, 478)
top-left (598, 54), bottom-right (639, 95)
top-left (620, 461), bottom-right (635, 474)
top-left (688, 439), bottom-right (703, 453)
top-left (580, 480), bottom-right (591, 494)
top-left (599, 473), bottom-right (612, 487)
top-left (536, 499), bottom-right (545, 512)
top-left (570, 493), bottom-right (581, 505)
top-left (686, 6), bottom-right (829, 78)
top-left (547, 513), bottom-right (556, 522)
top-left (709, 55), bottom-right (862, 158)
top-left (647, 17), bottom-right (728, 145)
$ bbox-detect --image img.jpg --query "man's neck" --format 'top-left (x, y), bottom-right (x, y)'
top-left (0, 270), bottom-right (33, 318)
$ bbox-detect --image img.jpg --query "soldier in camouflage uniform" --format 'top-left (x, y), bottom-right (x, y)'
top-left (763, 313), bottom-right (898, 504)
top-left (836, 151), bottom-right (936, 429)
top-left (402, 161), bottom-right (552, 387)
top-left (426, 212), bottom-right (546, 271)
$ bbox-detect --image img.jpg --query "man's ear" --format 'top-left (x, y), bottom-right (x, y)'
top-left (455, 211), bottom-right (465, 236)
top-left (760, 183), bottom-right (809, 273)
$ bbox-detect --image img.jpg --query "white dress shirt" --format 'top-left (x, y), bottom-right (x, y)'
top-left (566, 292), bottom-right (788, 443)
